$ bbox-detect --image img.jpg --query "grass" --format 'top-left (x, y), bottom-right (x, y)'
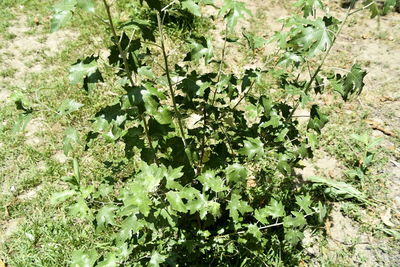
top-left (0, 1), bottom-right (110, 265)
top-left (1, 0), bottom-right (399, 266)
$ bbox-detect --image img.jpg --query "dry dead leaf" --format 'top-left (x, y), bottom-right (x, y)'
top-left (381, 208), bottom-right (395, 227)
top-left (246, 177), bottom-right (256, 188)
top-left (365, 119), bottom-right (396, 137)
top-left (380, 96), bottom-right (396, 102)
top-left (325, 220), bottom-right (332, 237)
top-left (34, 17), bottom-right (40, 25)
top-left (299, 260), bottom-right (308, 267)
top-left (0, 259), bottom-right (5, 267)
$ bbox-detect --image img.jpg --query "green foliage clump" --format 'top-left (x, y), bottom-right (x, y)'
top-left (47, 0), bottom-right (388, 265)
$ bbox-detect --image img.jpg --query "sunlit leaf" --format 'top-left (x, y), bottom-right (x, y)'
top-left (50, 190), bottom-right (76, 205)
top-left (283, 211), bottom-right (307, 228)
top-left (69, 60), bottom-right (98, 85)
top-left (182, 0), bottom-right (201, 16)
top-left (71, 249), bottom-right (98, 267)
top-left (247, 224), bottom-right (262, 240)
top-left (77, 0), bottom-right (95, 13)
top-left (295, 195), bottom-right (312, 214)
top-left (242, 30), bottom-right (266, 51)
top-left (63, 127), bottom-right (80, 156)
top-left (219, 0), bottom-right (251, 32)
top-left (238, 137), bottom-right (264, 160)
top-left (96, 253), bottom-right (118, 267)
top-left (198, 170), bottom-right (228, 192)
top-left (292, 17), bottom-right (338, 56)
top-left (308, 176), bottom-right (369, 202)
top-left (294, 0), bottom-right (324, 17)
top-left (185, 37), bottom-right (213, 63)
top-left (226, 163), bottom-right (247, 184)
top-left (227, 193), bottom-right (253, 222)
top-left (96, 205), bottom-right (117, 231)
top-left (256, 199), bottom-right (285, 222)
top-left (284, 229), bottom-right (304, 245)
top-left (148, 251), bottom-right (166, 267)
top-left (166, 191), bottom-right (187, 213)
top-left (330, 64), bottom-right (367, 101)
top-left (58, 99), bottom-right (84, 115)
top-left (51, 0), bottom-right (77, 32)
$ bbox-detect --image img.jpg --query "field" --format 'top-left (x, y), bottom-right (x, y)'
top-left (0, 0), bottom-right (399, 266)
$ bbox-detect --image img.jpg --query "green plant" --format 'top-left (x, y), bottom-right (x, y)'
top-left (345, 133), bottom-right (382, 189)
top-left (47, 0), bottom-right (394, 265)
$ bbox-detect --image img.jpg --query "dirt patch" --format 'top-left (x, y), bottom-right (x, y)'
top-left (17, 184), bottom-right (42, 201)
top-left (52, 150), bottom-right (68, 163)
top-left (0, 217), bottom-right (24, 244)
top-left (323, 203), bottom-right (400, 266)
top-left (387, 161), bottom-right (400, 211)
top-left (0, 12), bottom-right (78, 91)
top-left (298, 151), bottom-right (342, 179)
top-left (24, 118), bottom-right (46, 146)
top-left (201, 0), bottom-right (289, 75)
top-left (0, 89), bottom-right (10, 102)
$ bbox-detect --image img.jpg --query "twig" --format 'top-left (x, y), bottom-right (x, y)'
top-left (349, 1), bottom-right (374, 16)
top-left (161, 0), bottom-right (178, 12)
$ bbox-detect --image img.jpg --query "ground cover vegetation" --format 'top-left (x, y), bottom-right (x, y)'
top-left (1, 0), bottom-right (399, 266)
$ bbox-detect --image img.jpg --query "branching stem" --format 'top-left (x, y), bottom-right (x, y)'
top-left (287, 0), bottom-right (357, 121)
top-left (102, 0), bottom-right (156, 162)
top-left (156, 13), bottom-right (188, 148)
top-left (349, 1), bottom-right (374, 16)
top-left (198, 23), bottom-right (229, 173)
top-left (217, 212), bottom-right (316, 238)
top-left (211, 24), bottom-right (229, 106)
top-left (232, 79), bottom-right (256, 110)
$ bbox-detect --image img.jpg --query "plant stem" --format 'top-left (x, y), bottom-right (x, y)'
top-left (218, 212), bottom-right (316, 238)
top-left (232, 79), bottom-right (256, 110)
top-left (287, 0), bottom-right (356, 121)
top-left (102, 0), bottom-right (134, 86)
top-left (102, 0), bottom-right (156, 161)
top-left (211, 24), bottom-right (228, 106)
top-left (156, 13), bottom-right (188, 148)
top-left (73, 158), bottom-right (81, 184)
top-left (197, 24), bottom-right (229, 173)
top-left (197, 106), bottom-right (207, 174)
top-left (349, 1), bottom-right (374, 16)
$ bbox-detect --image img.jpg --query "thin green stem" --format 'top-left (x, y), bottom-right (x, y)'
top-left (102, 0), bottom-right (156, 161)
top-left (349, 1), bottom-right (374, 16)
top-left (287, 0), bottom-right (356, 121)
top-left (197, 105), bottom-right (207, 174)
top-left (73, 158), bottom-right (81, 185)
top-left (197, 24), bottom-right (229, 173)
top-left (216, 212), bottom-right (317, 238)
top-left (211, 23), bottom-right (228, 106)
top-left (156, 13), bottom-right (187, 148)
top-left (102, 0), bottom-right (134, 86)
top-left (232, 79), bottom-right (256, 110)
